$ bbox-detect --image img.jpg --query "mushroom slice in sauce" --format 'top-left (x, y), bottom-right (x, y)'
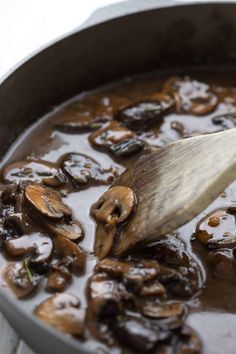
top-left (87, 272), bottom-right (130, 301)
top-left (92, 186), bottom-right (136, 225)
top-left (55, 118), bottom-right (109, 134)
top-left (89, 121), bottom-right (142, 157)
top-left (158, 266), bottom-right (197, 299)
top-left (62, 153), bottom-right (118, 186)
top-left (46, 269), bottom-right (72, 292)
top-left (4, 232), bottom-right (53, 264)
top-left (212, 112), bottom-right (236, 130)
top-left (176, 325), bottom-right (202, 354)
top-left (112, 315), bottom-right (160, 353)
top-left (152, 239), bottom-right (203, 295)
top-left (139, 280), bottom-right (166, 297)
top-left (54, 95), bottom-right (130, 133)
top-left (54, 101), bottom-right (112, 133)
top-left (2, 159), bottom-right (66, 187)
top-left (44, 217), bottom-right (84, 242)
top-left (209, 249), bottom-right (235, 281)
top-left (92, 186), bottom-right (136, 259)
top-left (46, 256), bottom-right (73, 291)
top-left (24, 184), bottom-right (72, 220)
top-left (96, 258), bottom-right (160, 290)
top-left (163, 76), bottom-right (218, 115)
top-left (195, 208), bottom-right (236, 249)
top-left (86, 273), bottom-right (128, 344)
top-left (116, 94), bottom-right (174, 130)
top-left (153, 240), bottom-right (192, 267)
top-left (4, 261), bottom-right (41, 298)
top-left (110, 138), bottom-right (144, 157)
top-left (94, 223), bottom-right (116, 260)
top-left (142, 301), bottom-right (186, 320)
top-left (35, 293), bottom-right (84, 336)
top-left (89, 121), bottom-right (134, 147)
top-left (53, 234), bottom-right (86, 273)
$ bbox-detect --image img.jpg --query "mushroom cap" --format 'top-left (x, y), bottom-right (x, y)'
top-left (2, 159), bottom-right (66, 187)
top-left (53, 234), bottom-right (86, 274)
top-left (35, 293), bottom-right (84, 336)
top-left (4, 232), bottom-right (53, 264)
top-left (92, 186), bottom-right (136, 225)
top-left (24, 184), bottom-right (72, 220)
top-left (62, 152), bottom-right (117, 186)
top-left (4, 261), bottom-right (41, 298)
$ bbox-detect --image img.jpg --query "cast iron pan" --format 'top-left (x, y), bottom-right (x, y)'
top-left (0, 1), bottom-right (236, 353)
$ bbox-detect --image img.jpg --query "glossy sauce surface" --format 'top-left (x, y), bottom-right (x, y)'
top-left (1, 68), bottom-right (236, 353)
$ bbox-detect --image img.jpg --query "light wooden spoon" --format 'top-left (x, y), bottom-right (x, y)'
top-left (111, 127), bottom-right (236, 255)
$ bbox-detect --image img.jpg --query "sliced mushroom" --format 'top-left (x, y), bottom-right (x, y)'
top-left (170, 121), bottom-right (185, 137)
top-left (154, 241), bottom-right (191, 268)
top-left (112, 315), bottom-right (160, 353)
top-left (54, 101), bottom-right (112, 133)
top-left (45, 217), bottom-right (84, 242)
top-left (92, 186), bottom-right (136, 259)
top-left (35, 293), bottom-right (84, 336)
top-left (53, 234), bottom-right (86, 273)
top-left (158, 266), bottom-right (197, 299)
top-left (54, 95), bottom-right (130, 133)
top-left (142, 301), bottom-right (186, 319)
top-left (139, 280), bottom-right (166, 297)
top-left (89, 121), bottom-right (133, 147)
top-left (209, 249), bottom-right (235, 281)
top-left (86, 296), bottom-right (120, 345)
top-left (4, 261), bottom-right (41, 298)
top-left (110, 138), bottom-right (144, 157)
top-left (176, 325), bottom-right (202, 354)
top-left (4, 232), bottom-right (53, 264)
top-left (142, 301), bottom-right (187, 331)
top-left (86, 273), bottom-right (126, 344)
top-left (116, 94), bottom-right (174, 130)
top-left (92, 186), bottom-right (136, 225)
top-left (212, 112), bottom-right (236, 130)
top-left (163, 76), bottom-right (218, 115)
top-left (153, 240), bottom-right (202, 298)
top-left (24, 184), bottom-right (71, 220)
top-left (46, 270), bottom-right (71, 292)
top-left (94, 223), bottom-right (116, 260)
top-left (96, 258), bottom-right (160, 291)
top-left (2, 159), bottom-right (66, 187)
top-left (195, 208), bottom-right (236, 249)
top-left (88, 120), bottom-right (143, 158)
top-left (61, 153), bottom-right (118, 186)
top-left (87, 272), bottom-right (129, 301)
top-left (55, 118), bottom-right (109, 133)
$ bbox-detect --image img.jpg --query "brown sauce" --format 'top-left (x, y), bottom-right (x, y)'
top-left (1, 68), bottom-right (236, 353)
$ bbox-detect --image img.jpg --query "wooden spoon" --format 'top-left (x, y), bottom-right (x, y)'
top-left (111, 128), bottom-right (236, 255)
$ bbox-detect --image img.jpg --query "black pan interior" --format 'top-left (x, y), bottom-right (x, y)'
top-left (0, 3), bottom-right (236, 160)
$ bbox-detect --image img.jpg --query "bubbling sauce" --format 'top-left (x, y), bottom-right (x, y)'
top-left (1, 69), bottom-right (236, 353)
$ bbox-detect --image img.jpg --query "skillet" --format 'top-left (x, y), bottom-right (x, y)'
top-left (1, 1), bottom-right (236, 352)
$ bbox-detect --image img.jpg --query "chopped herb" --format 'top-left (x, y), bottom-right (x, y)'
top-left (90, 122), bottom-right (104, 130)
top-left (23, 259), bottom-right (33, 283)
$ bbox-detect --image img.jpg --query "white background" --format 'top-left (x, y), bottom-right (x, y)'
top-left (0, 0), bottom-right (121, 78)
